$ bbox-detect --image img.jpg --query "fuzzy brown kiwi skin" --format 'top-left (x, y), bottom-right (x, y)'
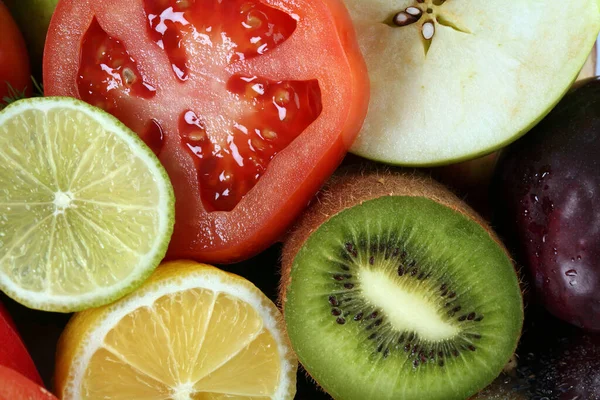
top-left (280, 165), bottom-right (519, 301)
top-left (278, 165), bottom-right (524, 395)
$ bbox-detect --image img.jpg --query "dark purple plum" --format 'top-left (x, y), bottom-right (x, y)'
top-left (492, 77), bottom-right (600, 331)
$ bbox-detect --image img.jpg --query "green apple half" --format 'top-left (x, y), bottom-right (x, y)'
top-left (346, 0), bottom-right (600, 166)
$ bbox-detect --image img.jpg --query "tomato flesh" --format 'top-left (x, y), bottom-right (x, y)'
top-left (77, 0), bottom-right (321, 212)
top-left (45, 0), bottom-right (369, 262)
top-left (78, 19), bottom-right (158, 144)
top-left (144, 0), bottom-right (297, 79)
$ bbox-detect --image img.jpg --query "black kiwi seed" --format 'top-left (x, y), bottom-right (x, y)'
top-left (383, 348), bottom-right (390, 358)
top-left (368, 333), bottom-right (377, 340)
top-left (468, 345), bottom-right (476, 352)
top-left (404, 344), bottom-right (411, 352)
top-left (458, 315), bottom-right (467, 321)
top-left (368, 311), bottom-right (378, 319)
top-left (398, 266), bottom-right (405, 276)
top-left (448, 291), bottom-right (456, 298)
top-left (333, 274), bottom-right (345, 281)
top-left (331, 308), bottom-right (342, 316)
top-left (410, 268), bottom-right (417, 276)
top-left (336, 317), bottom-right (346, 325)
top-left (344, 283), bottom-right (355, 289)
top-left (467, 312), bottom-right (476, 320)
top-left (453, 306), bottom-right (462, 312)
top-left (440, 283), bottom-right (447, 291)
top-left (354, 312), bottom-right (363, 321)
top-left (377, 344), bottom-right (384, 352)
top-left (369, 256), bottom-right (374, 265)
top-left (328, 296), bottom-right (339, 306)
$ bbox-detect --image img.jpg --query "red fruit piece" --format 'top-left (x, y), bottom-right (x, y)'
top-left (0, 302), bottom-right (43, 386)
top-left (0, 365), bottom-right (56, 400)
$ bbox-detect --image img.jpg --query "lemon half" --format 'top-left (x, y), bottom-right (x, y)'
top-left (55, 261), bottom-right (298, 400)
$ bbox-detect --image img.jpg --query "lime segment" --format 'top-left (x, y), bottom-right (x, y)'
top-left (0, 97), bottom-right (174, 312)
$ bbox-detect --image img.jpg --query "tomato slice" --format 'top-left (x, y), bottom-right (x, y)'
top-left (0, 1), bottom-right (31, 103)
top-left (0, 365), bottom-right (56, 400)
top-left (44, 0), bottom-right (368, 263)
top-left (0, 302), bottom-right (43, 387)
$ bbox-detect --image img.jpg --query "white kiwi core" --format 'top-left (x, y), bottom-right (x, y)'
top-left (359, 267), bottom-right (459, 341)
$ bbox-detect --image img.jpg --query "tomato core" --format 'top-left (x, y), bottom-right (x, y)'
top-left (76, 0), bottom-right (323, 212)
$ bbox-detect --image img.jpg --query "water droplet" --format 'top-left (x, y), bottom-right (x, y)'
top-left (565, 269), bottom-right (577, 277)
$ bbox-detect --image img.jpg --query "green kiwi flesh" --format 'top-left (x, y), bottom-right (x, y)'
top-left (282, 173), bottom-right (523, 400)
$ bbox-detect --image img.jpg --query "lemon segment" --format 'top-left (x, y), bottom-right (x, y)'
top-left (56, 261), bottom-right (297, 400)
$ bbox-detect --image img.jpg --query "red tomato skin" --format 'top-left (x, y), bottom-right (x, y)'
top-left (44, 0), bottom-right (369, 263)
top-left (0, 302), bottom-right (44, 386)
top-left (0, 366), bottom-right (57, 400)
top-left (0, 1), bottom-right (31, 101)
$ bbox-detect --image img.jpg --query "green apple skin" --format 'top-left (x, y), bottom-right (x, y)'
top-left (4, 0), bottom-right (60, 79)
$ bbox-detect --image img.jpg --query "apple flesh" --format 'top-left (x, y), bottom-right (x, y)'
top-left (343, 0), bottom-right (600, 165)
top-left (492, 77), bottom-right (600, 331)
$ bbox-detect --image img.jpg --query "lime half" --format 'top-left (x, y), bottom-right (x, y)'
top-left (0, 97), bottom-right (174, 312)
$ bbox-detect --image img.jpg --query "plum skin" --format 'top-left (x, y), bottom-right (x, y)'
top-left (493, 77), bottom-right (600, 331)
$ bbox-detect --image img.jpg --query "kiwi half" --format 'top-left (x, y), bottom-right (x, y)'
top-left (280, 168), bottom-right (523, 400)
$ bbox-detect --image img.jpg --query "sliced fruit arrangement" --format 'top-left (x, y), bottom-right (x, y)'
top-left (0, 97), bottom-right (174, 312)
top-left (55, 260), bottom-right (297, 400)
top-left (44, 0), bottom-right (369, 263)
top-left (0, 0), bottom-right (31, 105)
top-left (280, 168), bottom-right (523, 400)
top-left (493, 77), bottom-right (600, 331)
top-left (344, 0), bottom-right (600, 165)
top-left (0, 365), bottom-right (57, 400)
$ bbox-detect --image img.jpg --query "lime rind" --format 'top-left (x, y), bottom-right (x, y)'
top-left (0, 97), bottom-right (175, 312)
